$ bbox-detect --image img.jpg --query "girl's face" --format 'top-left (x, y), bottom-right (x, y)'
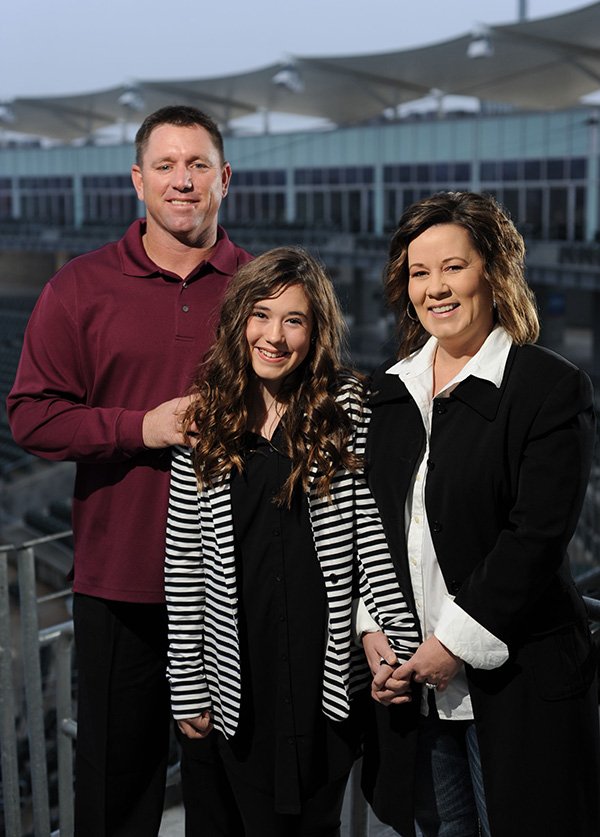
top-left (245, 283), bottom-right (313, 394)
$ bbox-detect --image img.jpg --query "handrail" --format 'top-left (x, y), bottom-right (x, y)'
top-left (0, 532), bottom-right (76, 837)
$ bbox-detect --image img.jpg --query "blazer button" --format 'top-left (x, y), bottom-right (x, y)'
top-left (329, 573), bottom-right (338, 584)
top-left (431, 521), bottom-right (442, 533)
top-left (434, 402), bottom-right (447, 415)
top-left (448, 579), bottom-right (461, 594)
top-left (427, 459), bottom-right (435, 471)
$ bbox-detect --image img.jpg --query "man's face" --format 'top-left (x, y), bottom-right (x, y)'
top-left (131, 123), bottom-right (231, 250)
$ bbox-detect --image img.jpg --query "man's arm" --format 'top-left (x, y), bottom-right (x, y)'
top-left (7, 282), bottom-right (189, 461)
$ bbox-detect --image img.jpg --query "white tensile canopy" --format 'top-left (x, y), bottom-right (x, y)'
top-left (3, 2), bottom-right (600, 142)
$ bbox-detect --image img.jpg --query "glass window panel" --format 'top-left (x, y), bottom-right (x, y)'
top-left (454, 163), bottom-right (471, 182)
top-left (501, 188), bottom-right (519, 221)
top-left (524, 160), bottom-right (541, 180)
top-left (569, 158), bottom-right (586, 180)
top-left (331, 191), bottom-right (343, 228)
top-left (296, 192), bottom-right (308, 223)
top-left (574, 185), bottom-right (585, 241)
top-left (398, 165), bottom-right (412, 182)
top-left (348, 191), bottom-right (362, 232)
top-left (480, 161), bottom-right (497, 181)
top-left (524, 188), bottom-right (543, 238)
top-left (434, 163), bottom-right (449, 182)
top-left (274, 193), bottom-right (285, 222)
top-left (313, 191), bottom-right (325, 223)
top-left (549, 187), bottom-right (568, 239)
top-left (501, 161), bottom-right (519, 181)
top-left (547, 159), bottom-right (565, 180)
top-left (416, 164), bottom-right (430, 183)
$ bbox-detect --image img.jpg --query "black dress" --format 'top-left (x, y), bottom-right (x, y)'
top-left (215, 428), bottom-right (360, 815)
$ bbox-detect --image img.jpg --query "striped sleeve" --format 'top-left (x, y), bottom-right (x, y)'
top-left (339, 379), bottom-right (420, 660)
top-left (165, 445), bottom-right (212, 720)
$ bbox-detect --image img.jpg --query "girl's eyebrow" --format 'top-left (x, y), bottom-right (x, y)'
top-left (252, 304), bottom-right (309, 318)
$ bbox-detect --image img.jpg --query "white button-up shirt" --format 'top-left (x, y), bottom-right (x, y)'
top-left (359, 326), bottom-right (512, 719)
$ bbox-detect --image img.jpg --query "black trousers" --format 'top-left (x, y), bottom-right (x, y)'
top-left (73, 594), bottom-right (243, 837)
top-left (217, 731), bottom-right (350, 837)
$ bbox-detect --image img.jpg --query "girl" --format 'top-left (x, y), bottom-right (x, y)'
top-left (164, 246), bottom-right (418, 837)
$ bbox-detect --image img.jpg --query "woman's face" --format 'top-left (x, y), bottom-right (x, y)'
top-left (245, 283), bottom-right (313, 394)
top-left (407, 223), bottom-right (494, 354)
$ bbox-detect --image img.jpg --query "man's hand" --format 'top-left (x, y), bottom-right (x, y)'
top-left (177, 710), bottom-right (213, 739)
top-left (142, 395), bottom-right (194, 448)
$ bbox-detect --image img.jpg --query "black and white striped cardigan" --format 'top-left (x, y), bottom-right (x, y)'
top-left (165, 380), bottom-right (419, 739)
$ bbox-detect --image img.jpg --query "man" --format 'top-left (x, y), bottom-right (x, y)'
top-left (8, 106), bottom-right (251, 836)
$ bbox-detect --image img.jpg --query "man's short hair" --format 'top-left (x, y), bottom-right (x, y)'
top-left (134, 105), bottom-right (225, 166)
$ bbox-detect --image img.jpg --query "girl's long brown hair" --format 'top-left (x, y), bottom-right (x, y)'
top-left (184, 247), bottom-right (363, 506)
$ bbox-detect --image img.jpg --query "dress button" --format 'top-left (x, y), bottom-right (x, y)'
top-left (328, 574), bottom-right (338, 584)
top-left (275, 575), bottom-right (282, 582)
top-left (273, 528), bottom-right (280, 536)
top-left (448, 579), bottom-right (461, 594)
top-left (182, 305), bottom-right (190, 312)
top-left (427, 459), bottom-right (435, 470)
top-left (434, 402), bottom-right (447, 415)
top-left (431, 521), bottom-right (442, 533)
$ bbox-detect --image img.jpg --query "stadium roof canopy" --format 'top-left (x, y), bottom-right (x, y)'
top-left (3, 1), bottom-right (600, 142)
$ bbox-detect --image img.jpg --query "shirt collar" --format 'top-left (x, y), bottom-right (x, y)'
top-left (118, 219), bottom-right (239, 281)
top-left (386, 326), bottom-right (513, 392)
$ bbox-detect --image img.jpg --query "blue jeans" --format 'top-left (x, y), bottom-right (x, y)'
top-left (414, 701), bottom-right (490, 837)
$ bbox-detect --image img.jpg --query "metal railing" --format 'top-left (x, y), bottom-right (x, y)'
top-left (2, 530), bottom-right (599, 837)
top-left (0, 531), bottom-right (75, 837)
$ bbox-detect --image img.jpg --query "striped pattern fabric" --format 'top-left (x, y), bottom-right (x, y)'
top-left (165, 379), bottom-right (419, 738)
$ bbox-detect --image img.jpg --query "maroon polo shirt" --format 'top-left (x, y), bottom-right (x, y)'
top-left (7, 219), bottom-right (252, 603)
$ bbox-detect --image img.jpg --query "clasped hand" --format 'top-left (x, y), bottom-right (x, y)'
top-left (362, 631), bottom-right (462, 706)
top-left (178, 709), bottom-right (213, 739)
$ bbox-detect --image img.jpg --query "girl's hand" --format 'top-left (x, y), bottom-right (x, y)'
top-left (177, 710), bottom-right (213, 739)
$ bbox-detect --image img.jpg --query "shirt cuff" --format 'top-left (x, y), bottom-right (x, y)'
top-left (435, 597), bottom-right (509, 670)
top-left (352, 597), bottom-right (381, 644)
top-left (115, 409), bottom-right (147, 453)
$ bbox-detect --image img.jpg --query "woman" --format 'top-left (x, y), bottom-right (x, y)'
top-left (164, 247), bottom-right (418, 837)
top-left (360, 192), bottom-right (600, 837)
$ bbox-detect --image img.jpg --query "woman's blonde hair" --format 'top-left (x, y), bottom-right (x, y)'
top-left (384, 191), bottom-right (539, 358)
top-left (184, 246), bottom-right (363, 506)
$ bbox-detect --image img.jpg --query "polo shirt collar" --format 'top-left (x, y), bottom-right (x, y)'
top-left (118, 219), bottom-right (238, 280)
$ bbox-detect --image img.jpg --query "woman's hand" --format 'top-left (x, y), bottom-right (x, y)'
top-left (393, 635), bottom-right (462, 693)
top-left (177, 710), bottom-right (214, 739)
top-left (363, 630), bottom-right (413, 706)
top-left (362, 630), bottom-right (398, 675)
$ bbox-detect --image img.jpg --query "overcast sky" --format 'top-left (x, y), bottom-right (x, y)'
top-left (0, 0), bottom-right (592, 100)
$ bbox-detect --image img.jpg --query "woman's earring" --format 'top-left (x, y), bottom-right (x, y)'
top-left (406, 301), bottom-right (419, 322)
top-left (492, 294), bottom-right (497, 310)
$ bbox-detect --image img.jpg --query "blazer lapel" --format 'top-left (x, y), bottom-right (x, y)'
top-left (451, 344), bottom-right (517, 421)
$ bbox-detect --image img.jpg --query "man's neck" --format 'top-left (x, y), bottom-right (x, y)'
top-left (142, 225), bottom-right (219, 279)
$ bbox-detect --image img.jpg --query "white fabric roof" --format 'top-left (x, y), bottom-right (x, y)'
top-left (3, 2), bottom-right (600, 142)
